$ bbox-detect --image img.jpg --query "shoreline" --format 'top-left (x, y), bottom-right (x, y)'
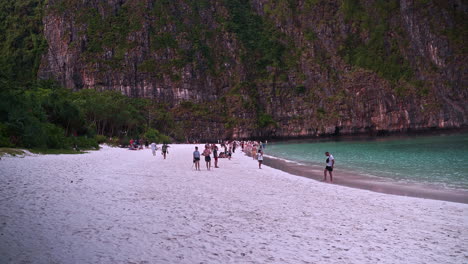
top-left (247, 126), bottom-right (468, 142)
top-left (262, 155), bottom-right (468, 204)
top-left (265, 127), bottom-right (468, 144)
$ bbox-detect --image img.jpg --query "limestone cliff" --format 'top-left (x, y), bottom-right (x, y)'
top-left (38, 0), bottom-right (467, 140)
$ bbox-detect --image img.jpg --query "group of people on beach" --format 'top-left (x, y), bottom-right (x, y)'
top-left (128, 139), bottom-right (170, 159)
top-left (191, 140), bottom-right (267, 171)
top-left (242, 141), bottom-right (267, 168)
top-left (192, 141), bottom-right (238, 171)
top-left (244, 140), bottom-right (334, 181)
top-left (190, 139), bottom-right (335, 182)
top-left (148, 142), bottom-right (170, 159)
top-left (142, 138), bottom-right (335, 182)
top-left (128, 138), bottom-right (146, 150)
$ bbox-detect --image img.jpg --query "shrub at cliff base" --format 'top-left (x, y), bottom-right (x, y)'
top-left (95, 135), bottom-right (107, 144)
top-left (71, 136), bottom-right (99, 150)
top-left (119, 135), bottom-right (130, 147)
top-left (144, 128), bottom-right (171, 144)
top-left (0, 123), bottom-right (12, 147)
top-left (44, 123), bottom-right (68, 149)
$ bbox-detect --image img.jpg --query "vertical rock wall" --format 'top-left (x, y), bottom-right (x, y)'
top-left (39, 0), bottom-right (467, 139)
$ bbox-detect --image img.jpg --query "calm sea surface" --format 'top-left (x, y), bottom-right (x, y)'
top-left (265, 133), bottom-right (468, 189)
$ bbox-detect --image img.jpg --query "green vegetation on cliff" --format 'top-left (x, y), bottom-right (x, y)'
top-left (339, 0), bottom-right (413, 82)
top-left (0, 0), bottom-right (47, 83)
top-left (224, 0), bottom-right (286, 72)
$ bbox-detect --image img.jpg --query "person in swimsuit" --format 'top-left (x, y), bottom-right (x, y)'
top-left (202, 145), bottom-right (212, 170)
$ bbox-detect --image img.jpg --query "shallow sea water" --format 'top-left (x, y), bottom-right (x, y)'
top-left (265, 133), bottom-right (468, 190)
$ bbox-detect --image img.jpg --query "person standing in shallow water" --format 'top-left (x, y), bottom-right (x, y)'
top-left (193, 146), bottom-right (201, 171)
top-left (324, 152), bottom-right (335, 182)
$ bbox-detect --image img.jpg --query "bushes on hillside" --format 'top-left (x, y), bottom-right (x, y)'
top-left (0, 81), bottom-right (172, 150)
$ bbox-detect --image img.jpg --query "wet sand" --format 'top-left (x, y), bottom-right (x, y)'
top-left (263, 156), bottom-right (468, 204)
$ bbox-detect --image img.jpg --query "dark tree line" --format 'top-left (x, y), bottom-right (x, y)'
top-left (0, 80), bottom-right (172, 150)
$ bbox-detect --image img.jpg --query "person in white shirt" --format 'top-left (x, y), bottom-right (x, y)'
top-left (257, 150), bottom-right (264, 169)
top-left (324, 152), bottom-right (335, 182)
top-left (150, 142), bottom-right (157, 156)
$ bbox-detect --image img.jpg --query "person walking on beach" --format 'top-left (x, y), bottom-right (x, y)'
top-left (257, 150), bottom-right (264, 169)
top-left (202, 145), bottom-right (212, 170)
top-left (252, 144), bottom-right (257, 160)
top-left (150, 142), bottom-right (157, 156)
top-left (193, 146), bottom-right (201, 171)
top-left (161, 144), bottom-right (169, 159)
top-left (232, 141), bottom-right (237, 153)
top-left (324, 152), bottom-right (335, 182)
top-left (213, 145), bottom-right (219, 168)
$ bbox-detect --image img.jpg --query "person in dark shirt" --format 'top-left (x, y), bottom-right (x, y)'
top-left (161, 144), bottom-right (169, 159)
top-left (213, 145), bottom-right (219, 168)
top-left (193, 146), bottom-right (201, 171)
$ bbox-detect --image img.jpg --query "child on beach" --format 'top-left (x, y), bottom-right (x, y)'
top-left (257, 150), bottom-right (263, 169)
top-left (202, 145), bottom-right (212, 170)
top-left (193, 147), bottom-right (201, 171)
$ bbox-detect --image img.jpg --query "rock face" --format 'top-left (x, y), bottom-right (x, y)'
top-left (39, 0), bottom-right (467, 140)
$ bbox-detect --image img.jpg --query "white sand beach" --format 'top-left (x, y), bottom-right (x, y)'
top-left (1, 144), bottom-right (467, 264)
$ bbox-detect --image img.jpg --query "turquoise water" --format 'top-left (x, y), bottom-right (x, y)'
top-left (265, 133), bottom-right (468, 189)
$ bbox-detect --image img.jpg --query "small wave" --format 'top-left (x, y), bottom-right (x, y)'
top-left (263, 154), bottom-right (303, 165)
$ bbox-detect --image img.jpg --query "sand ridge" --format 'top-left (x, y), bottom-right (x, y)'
top-left (0, 144), bottom-right (467, 263)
